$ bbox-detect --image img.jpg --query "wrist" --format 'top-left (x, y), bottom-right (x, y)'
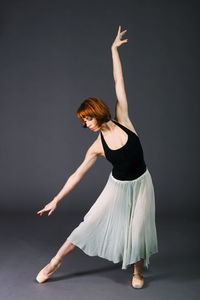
top-left (53, 197), bottom-right (60, 204)
top-left (111, 45), bottom-right (117, 51)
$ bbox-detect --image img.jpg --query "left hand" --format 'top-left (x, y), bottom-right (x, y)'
top-left (111, 25), bottom-right (128, 49)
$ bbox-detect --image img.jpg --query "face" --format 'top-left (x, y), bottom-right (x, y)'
top-left (82, 116), bottom-right (99, 131)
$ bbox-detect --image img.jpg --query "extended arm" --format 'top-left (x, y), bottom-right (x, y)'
top-left (37, 141), bottom-right (100, 216)
top-left (111, 25), bottom-right (129, 122)
top-left (53, 143), bottom-right (99, 204)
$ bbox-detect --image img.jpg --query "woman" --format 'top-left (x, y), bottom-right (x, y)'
top-left (36, 25), bottom-right (158, 288)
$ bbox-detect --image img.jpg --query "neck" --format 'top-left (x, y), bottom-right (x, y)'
top-left (100, 119), bottom-right (115, 134)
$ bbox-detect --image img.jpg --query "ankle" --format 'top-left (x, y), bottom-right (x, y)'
top-left (133, 272), bottom-right (143, 277)
top-left (134, 261), bottom-right (143, 274)
top-left (134, 267), bottom-right (143, 276)
top-left (52, 254), bottom-right (63, 263)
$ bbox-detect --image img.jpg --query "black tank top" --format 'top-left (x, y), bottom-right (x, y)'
top-left (100, 119), bottom-right (147, 180)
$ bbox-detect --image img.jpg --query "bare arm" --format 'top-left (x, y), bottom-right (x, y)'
top-left (111, 25), bottom-right (129, 122)
top-left (37, 141), bottom-right (100, 216)
top-left (111, 46), bottom-right (124, 82)
top-left (53, 143), bottom-right (99, 204)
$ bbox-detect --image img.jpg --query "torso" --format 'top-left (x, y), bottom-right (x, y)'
top-left (95, 119), bottom-right (138, 158)
top-left (98, 118), bottom-right (146, 180)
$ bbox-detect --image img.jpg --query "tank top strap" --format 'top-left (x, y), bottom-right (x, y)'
top-left (100, 119), bottom-right (136, 152)
top-left (100, 130), bottom-right (106, 146)
top-left (111, 119), bottom-right (131, 135)
top-left (101, 119), bottom-right (132, 141)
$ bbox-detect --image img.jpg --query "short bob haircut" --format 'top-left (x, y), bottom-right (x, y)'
top-left (77, 97), bottom-right (111, 128)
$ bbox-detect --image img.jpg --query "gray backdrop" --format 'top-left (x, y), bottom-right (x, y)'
top-left (0, 0), bottom-right (199, 217)
top-left (0, 1), bottom-right (200, 300)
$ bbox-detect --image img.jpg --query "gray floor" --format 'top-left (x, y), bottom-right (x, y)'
top-left (0, 212), bottom-right (199, 300)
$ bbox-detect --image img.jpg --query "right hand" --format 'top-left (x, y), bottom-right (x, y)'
top-left (37, 199), bottom-right (58, 216)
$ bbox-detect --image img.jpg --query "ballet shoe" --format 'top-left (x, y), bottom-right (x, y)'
top-left (36, 255), bottom-right (62, 283)
top-left (131, 272), bottom-right (144, 289)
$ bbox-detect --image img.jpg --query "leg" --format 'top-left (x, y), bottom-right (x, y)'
top-left (134, 258), bottom-right (144, 276)
top-left (56, 239), bottom-right (76, 258)
top-left (132, 258), bottom-right (144, 288)
top-left (36, 239), bottom-right (76, 283)
top-left (42, 239), bottom-right (76, 274)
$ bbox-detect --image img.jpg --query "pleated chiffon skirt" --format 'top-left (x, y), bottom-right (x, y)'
top-left (67, 168), bottom-right (158, 270)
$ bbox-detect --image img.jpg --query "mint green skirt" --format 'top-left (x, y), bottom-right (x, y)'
top-left (67, 168), bottom-right (158, 270)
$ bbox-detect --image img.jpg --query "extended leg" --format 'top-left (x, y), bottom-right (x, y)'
top-left (36, 239), bottom-right (76, 283)
top-left (56, 239), bottom-right (76, 258)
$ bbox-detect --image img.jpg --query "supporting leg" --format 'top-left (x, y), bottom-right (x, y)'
top-left (132, 258), bottom-right (144, 288)
top-left (134, 258), bottom-right (144, 275)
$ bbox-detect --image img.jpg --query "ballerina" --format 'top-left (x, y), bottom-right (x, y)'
top-left (36, 25), bottom-right (158, 289)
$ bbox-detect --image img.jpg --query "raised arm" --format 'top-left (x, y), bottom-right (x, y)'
top-left (111, 25), bottom-right (129, 123)
top-left (37, 140), bottom-right (100, 216)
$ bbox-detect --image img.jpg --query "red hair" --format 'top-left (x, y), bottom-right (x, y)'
top-left (77, 97), bottom-right (111, 128)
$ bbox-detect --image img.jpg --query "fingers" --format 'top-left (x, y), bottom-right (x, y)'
top-left (120, 29), bottom-right (127, 35)
top-left (118, 25), bottom-right (121, 34)
top-left (36, 208), bottom-right (48, 216)
top-left (37, 207), bottom-right (55, 216)
top-left (48, 210), bottom-right (54, 216)
top-left (117, 25), bottom-right (127, 36)
top-left (37, 209), bottom-right (45, 216)
top-left (121, 39), bottom-right (128, 44)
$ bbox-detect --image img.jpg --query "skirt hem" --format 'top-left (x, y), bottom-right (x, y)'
top-left (67, 237), bottom-right (158, 270)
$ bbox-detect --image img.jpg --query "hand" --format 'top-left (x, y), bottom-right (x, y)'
top-left (111, 25), bottom-right (128, 49)
top-left (37, 199), bottom-right (58, 216)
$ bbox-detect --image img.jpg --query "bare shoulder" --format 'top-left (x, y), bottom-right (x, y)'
top-left (88, 134), bottom-right (104, 157)
top-left (113, 116), bottom-right (139, 137)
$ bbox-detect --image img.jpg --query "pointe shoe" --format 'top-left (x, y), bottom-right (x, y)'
top-left (131, 272), bottom-right (144, 289)
top-left (36, 255), bottom-right (62, 283)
